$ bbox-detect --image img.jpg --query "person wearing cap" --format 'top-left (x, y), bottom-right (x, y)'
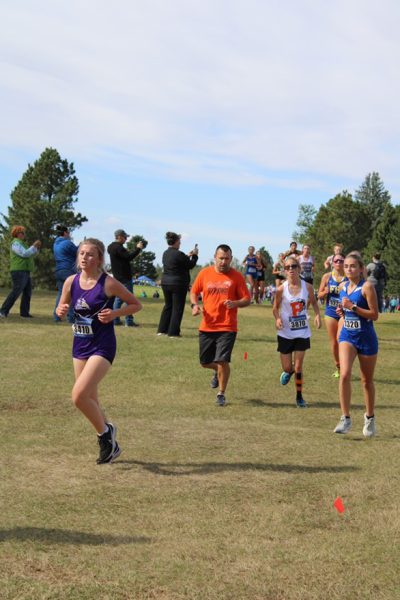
top-left (53, 225), bottom-right (78, 323)
top-left (107, 229), bottom-right (144, 327)
top-left (157, 231), bottom-right (198, 337)
top-left (0, 225), bottom-right (41, 319)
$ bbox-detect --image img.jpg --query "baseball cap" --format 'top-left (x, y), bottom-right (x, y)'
top-left (115, 229), bottom-right (129, 238)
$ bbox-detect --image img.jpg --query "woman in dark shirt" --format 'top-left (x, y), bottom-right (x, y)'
top-left (157, 232), bottom-right (198, 337)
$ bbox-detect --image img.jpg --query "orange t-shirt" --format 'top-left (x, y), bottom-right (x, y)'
top-left (191, 266), bottom-right (250, 332)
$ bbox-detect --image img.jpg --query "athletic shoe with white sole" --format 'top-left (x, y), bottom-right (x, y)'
top-left (280, 371), bottom-right (293, 385)
top-left (96, 423), bottom-right (117, 464)
top-left (333, 415), bottom-right (352, 434)
top-left (109, 442), bottom-right (122, 462)
top-left (363, 414), bottom-right (376, 438)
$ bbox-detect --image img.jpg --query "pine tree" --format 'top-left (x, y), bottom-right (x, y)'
top-left (383, 205), bottom-right (400, 295)
top-left (127, 235), bottom-right (157, 280)
top-left (355, 172), bottom-right (391, 231)
top-left (0, 148), bottom-right (87, 288)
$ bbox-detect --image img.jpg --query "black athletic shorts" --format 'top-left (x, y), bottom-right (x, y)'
top-left (277, 335), bottom-right (310, 354)
top-left (199, 331), bottom-right (237, 364)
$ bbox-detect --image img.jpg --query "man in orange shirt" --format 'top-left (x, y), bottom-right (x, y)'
top-left (190, 244), bottom-right (251, 406)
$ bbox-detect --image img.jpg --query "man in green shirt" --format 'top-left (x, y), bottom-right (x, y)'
top-left (0, 225), bottom-right (41, 318)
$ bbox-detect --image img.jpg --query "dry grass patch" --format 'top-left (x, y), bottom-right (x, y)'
top-left (1, 291), bottom-right (400, 599)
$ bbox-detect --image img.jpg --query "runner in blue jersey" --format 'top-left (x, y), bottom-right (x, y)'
top-left (317, 254), bottom-right (346, 378)
top-left (56, 238), bottom-right (142, 464)
top-left (333, 253), bottom-right (379, 437)
top-left (242, 246), bottom-right (258, 302)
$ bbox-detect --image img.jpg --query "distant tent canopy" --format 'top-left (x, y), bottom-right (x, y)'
top-left (135, 275), bottom-right (157, 286)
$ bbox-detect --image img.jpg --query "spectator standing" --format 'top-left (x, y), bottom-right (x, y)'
top-left (366, 253), bottom-right (387, 313)
top-left (190, 244), bottom-right (251, 406)
top-left (0, 225), bottom-right (41, 319)
top-left (53, 225), bottom-right (78, 323)
top-left (107, 229), bottom-right (143, 327)
top-left (157, 232), bottom-right (198, 337)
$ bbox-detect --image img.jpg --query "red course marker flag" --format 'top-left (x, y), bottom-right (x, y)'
top-left (333, 497), bottom-right (345, 513)
top-left (244, 352), bottom-right (248, 360)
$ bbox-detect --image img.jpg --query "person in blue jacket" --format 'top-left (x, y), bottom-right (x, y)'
top-left (53, 225), bottom-right (78, 323)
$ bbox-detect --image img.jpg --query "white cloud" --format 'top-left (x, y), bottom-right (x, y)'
top-left (1, 0), bottom-right (400, 190)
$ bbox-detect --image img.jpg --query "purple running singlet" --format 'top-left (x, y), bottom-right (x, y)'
top-left (70, 272), bottom-right (116, 364)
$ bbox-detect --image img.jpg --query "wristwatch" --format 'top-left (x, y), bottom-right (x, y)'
top-left (351, 304), bottom-right (358, 312)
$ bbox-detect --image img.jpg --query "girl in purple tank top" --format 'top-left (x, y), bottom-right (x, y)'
top-left (56, 238), bottom-right (142, 464)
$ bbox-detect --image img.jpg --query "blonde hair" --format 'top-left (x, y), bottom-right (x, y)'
top-left (345, 252), bottom-right (364, 269)
top-left (77, 238), bottom-right (106, 272)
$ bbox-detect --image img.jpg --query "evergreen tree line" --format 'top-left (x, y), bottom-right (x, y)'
top-left (1, 149), bottom-right (399, 296)
top-left (292, 173), bottom-right (400, 295)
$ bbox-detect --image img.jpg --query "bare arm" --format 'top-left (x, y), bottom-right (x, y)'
top-left (341, 281), bottom-right (378, 321)
top-left (272, 285), bottom-right (283, 329)
top-left (190, 288), bottom-right (201, 316)
top-left (55, 275), bottom-right (74, 319)
top-left (306, 282), bottom-right (321, 329)
top-left (224, 295), bottom-right (251, 309)
top-left (100, 276), bottom-right (142, 323)
top-left (317, 272), bottom-right (330, 299)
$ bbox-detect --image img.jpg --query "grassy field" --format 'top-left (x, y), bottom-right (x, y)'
top-left (1, 289), bottom-right (400, 600)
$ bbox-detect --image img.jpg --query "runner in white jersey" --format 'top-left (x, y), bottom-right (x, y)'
top-left (273, 257), bottom-right (321, 407)
top-left (298, 244), bottom-right (315, 284)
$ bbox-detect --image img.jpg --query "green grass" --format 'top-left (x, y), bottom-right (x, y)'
top-left (1, 290), bottom-right (400, 599)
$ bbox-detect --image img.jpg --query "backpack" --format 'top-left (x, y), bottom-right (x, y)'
top-left (374, 262), bottom-right (386, 281)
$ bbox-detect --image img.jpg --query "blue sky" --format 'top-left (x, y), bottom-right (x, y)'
top-left (1, 0), bottom-right (400, 264)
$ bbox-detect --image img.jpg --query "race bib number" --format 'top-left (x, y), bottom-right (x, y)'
top-left (344, 315), bottom-right (361, 330)
top-left (72, 315), bottom-right (94, 337)
top-left (328, 297), bottom-right (340, 308)
top-left (289, 316), bottom-right (307, 330)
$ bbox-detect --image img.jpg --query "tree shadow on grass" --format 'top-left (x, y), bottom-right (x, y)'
top-left (246, 399), bottom-right (399, 410)
top-left (374, 378), bottom-right (400, 386)
top-left (118, 460), bottom-right (359, 477)
top-left (0, 527), bottom-right (151, 546)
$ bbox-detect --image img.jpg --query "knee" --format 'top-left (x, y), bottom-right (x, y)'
top-left (71, 386), bottom-right (86, 408)
top-left (360, 376), bottom-right (373, 391)
top-left (340, 370), bottom-right (352, 384)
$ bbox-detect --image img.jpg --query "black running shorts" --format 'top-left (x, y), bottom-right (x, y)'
top-left (199, 331), bottom-right (237, 364)
top-left (277, 335), bottom-right (310, 354)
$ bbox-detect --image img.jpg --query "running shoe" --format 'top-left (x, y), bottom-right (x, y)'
top-left (210, 371), bottom-right (218, 389)
top-left (216, 393), bottom-right (226, 407)
top-left (333, 416), bottom-right (352, 434)
top-left (363, 414), bottom-right (376, 438)
top-left (110, 442), bottom-right (122, 462)
top-left (280, 371), bottom-right (293, 385)
top-left (296, 396), bottom-right (308, 408)
top-left (96, 423), bottom-right (117, 464)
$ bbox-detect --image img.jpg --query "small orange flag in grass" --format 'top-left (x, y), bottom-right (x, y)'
top-left (334, 497), bottom-right (345, 513)
top-left (244, 352), bottom-right (248, 360)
